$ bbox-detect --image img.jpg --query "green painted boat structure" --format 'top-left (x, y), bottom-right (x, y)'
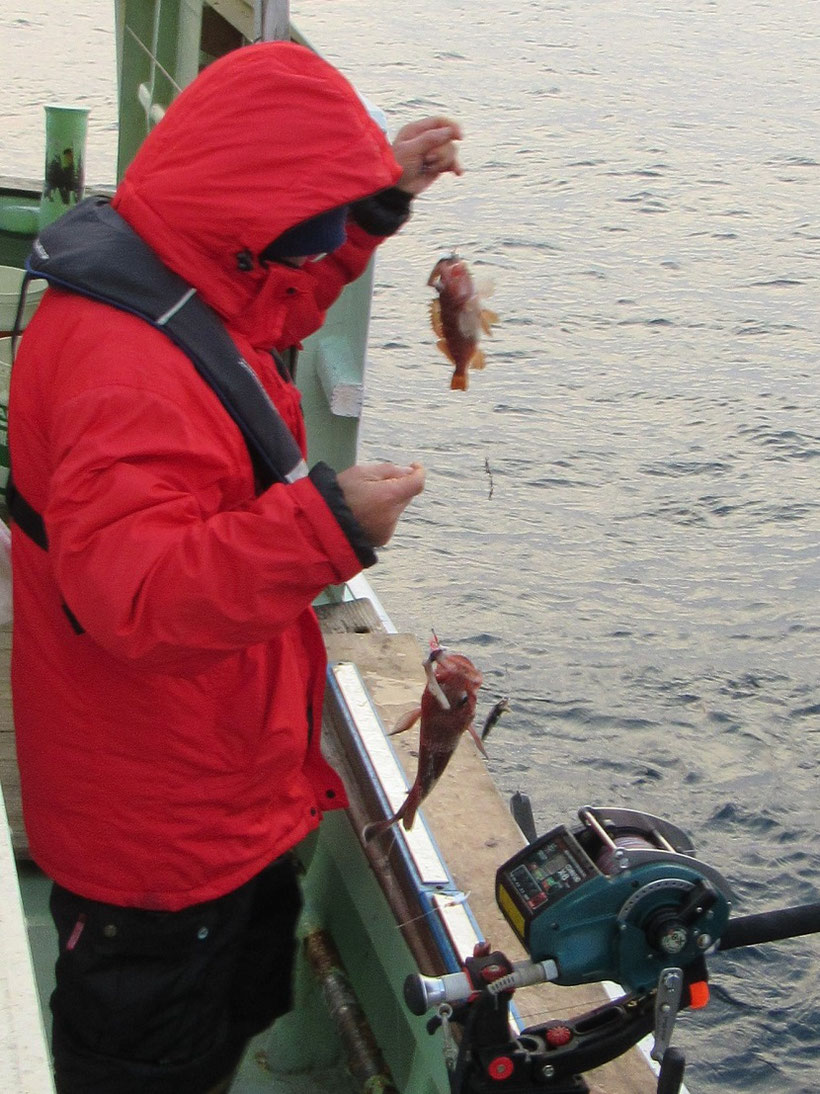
top-left (0, 5), bottom-right (665, 1094)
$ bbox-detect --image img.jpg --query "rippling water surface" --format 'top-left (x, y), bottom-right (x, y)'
top-left (307, 6), bottom-right (820, 1091)
top-left (5, 2), bottom-right (819, 1091)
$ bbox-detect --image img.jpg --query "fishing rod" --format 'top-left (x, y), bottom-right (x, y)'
top-left (403, 803), bottom-right (820, 1094)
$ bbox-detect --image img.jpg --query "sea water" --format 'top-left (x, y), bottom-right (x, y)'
top-left (4, 2), bottom-right (818, 1091)
top-left (305, 6), bottom-right (819, 1091)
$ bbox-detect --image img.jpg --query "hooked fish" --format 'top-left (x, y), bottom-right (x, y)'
top-left (428, 254), bottom-right (499, 391)
top-left (362, 645), bottom-right (485, 842)
top-left (481, 696), bottom-right (510, 742)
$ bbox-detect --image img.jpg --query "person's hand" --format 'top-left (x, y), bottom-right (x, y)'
top-left (337, 462), bottom-right (426, 547)
top-left (392, 117), bottom-right (464, 196)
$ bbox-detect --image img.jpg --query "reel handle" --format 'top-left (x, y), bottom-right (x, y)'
top-left (404, 969), bottom-right (473, 1016)
top-left (404, 959), bottom-right (559, 1016)
top-left (657, 1047), bottom-right (686, 1094)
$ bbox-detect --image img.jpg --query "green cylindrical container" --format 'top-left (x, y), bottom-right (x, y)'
top-left (38, 105), bottom-right (90, 228)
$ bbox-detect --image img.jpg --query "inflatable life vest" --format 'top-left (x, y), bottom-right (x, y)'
top-left (8, 196), bottom-right (308, 552)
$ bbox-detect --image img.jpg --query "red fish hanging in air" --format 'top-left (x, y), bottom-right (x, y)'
top-left (363, 643), bottom-right (485, 842)
top-left (428, 253), bottom-right (498, 391)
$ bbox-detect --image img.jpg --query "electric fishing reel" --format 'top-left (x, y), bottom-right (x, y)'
top-left (404, 804), bottom-right (820, 1093)
top-left (494, 805), bottom-right (733, 995)
top-left (405, 806), bottom-right (735, 1094)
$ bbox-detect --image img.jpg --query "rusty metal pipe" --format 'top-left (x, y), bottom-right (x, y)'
top-left (303, 927), bottom-right (399, 1094)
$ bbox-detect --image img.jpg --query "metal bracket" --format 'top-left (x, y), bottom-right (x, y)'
top-left (651, 967), bottom-right (684, 1063)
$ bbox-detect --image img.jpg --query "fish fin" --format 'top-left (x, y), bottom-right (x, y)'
top-left (450, 371), bottom-right (468, 391)
top-left (476, 278), bottom-right (495, 298)
top-left (467, 722), bottom-right (489, 759)
top-left (436, 339), bottom-right (456, 365)
top-left (430, 300), bottom-right (444, 338)
top-left (390, 706), bottom-right (422, 735)
top-left (470, 348), bottom-right (487, 371)
top-left (480, 309), bottom-right (499, 334)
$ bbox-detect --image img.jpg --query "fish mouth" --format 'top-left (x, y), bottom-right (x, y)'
top-left (427, 252), bottom-right (461, 289)
top-left (424, 648), bottom-right (452, 711)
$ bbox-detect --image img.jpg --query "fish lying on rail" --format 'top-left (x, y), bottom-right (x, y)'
top-left (428, 253), bottom-right (499, 391)
top-left (362, 645), bottom-right (484, 842)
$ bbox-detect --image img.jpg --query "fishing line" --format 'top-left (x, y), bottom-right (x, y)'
top-left (392, 891), bottom-right (473, 932)
top-left (123, 25), bottom-right (184, 95)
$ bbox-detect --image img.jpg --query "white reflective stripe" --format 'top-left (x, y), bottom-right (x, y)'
top-left (357, 92), bottom-right (388, 134)
top-left (285, 460), bottom-right (309, 482)
top-left (155, 286), bottom-right (196, 326)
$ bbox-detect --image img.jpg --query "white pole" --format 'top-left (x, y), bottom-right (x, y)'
top-left (256, 0), bottom-right (290, 42)
top-left (0, 785), bottom-right (55, 1092)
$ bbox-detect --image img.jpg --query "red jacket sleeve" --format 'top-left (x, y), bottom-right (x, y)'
top-left (44, 383), bottom-right (363, 669)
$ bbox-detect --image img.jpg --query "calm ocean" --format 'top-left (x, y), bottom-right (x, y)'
top-left (5, 2), bottom-right (819, 1091)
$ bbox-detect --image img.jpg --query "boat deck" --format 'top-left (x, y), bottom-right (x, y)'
top-left (1, 604), bottom-right (659, 1094)
top-left (317, 616), bottom-right (659, 1094)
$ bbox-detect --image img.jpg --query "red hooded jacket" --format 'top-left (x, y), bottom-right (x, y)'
top-left (10, 43), bottom-right (402, 910)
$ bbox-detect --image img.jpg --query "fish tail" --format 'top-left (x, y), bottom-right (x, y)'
top-left (362, 817), bottom-right (398, 843)
top-left (450, 371), bottom-right (468, 391)
top-left (363, 799), bottom-right (407, 843)
top-left (364, 783), bottom-right (423, 842)
top-left (400, 785), bottom-right (423, 832)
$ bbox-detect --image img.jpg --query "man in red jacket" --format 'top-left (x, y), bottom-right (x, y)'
top-left (9, 41), bottom-right (461, 1094)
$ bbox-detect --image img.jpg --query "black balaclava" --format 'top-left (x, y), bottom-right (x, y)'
top-left (260, 205), bottom-right (349, 263)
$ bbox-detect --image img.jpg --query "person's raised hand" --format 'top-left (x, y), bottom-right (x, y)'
top-left (392, 117), bottom-right (464, 196)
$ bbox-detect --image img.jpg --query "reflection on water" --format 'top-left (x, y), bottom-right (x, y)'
top-left (5, 2), bottom-right (819, 1091)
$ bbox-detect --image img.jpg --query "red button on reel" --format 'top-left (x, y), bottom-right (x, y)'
top-left (487, 1055), bottom-right (515, 1081)
top-left (545, 1025), bottom-right (573, 1047)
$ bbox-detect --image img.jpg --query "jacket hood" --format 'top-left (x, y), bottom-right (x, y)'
top-left (112, 42), bottom-right (401, 326)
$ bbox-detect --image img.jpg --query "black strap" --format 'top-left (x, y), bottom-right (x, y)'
top-left (8, 198), bottom-right (312, 632)
top-left (6, 464), bottom-right (84, 632)
top-left (6, 468), bottom-right (48, 550)
top-left (12, 198), bottom-right (309, 539)
top-left (25, 197), bottom-right (307, 491)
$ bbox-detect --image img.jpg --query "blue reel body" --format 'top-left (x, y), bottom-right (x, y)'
top-left (496, 807), bottom-right (733, 995)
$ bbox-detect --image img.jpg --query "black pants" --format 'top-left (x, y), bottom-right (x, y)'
top-left (49, 856), bottom-right (302, 1094)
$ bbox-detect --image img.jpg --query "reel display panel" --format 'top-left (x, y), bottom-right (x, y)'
top-left (496, 825), bottom-right (598, 938)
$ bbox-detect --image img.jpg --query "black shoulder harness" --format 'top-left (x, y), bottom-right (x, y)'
top-left (8, 196), bottom-right (307, 551)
